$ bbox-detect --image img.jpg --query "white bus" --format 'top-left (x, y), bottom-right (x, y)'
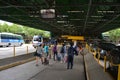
top-left (0, 32), bottom-right (24, 47)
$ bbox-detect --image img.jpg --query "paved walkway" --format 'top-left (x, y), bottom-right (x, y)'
top-left (29, 55), bottom-right (85, 80)
top-left (0, 55), bottom-right (85, 80)
top-left (0, 48), bottom-right (114, 80)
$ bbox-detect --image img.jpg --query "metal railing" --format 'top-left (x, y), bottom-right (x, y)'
top-left (0, 45), bottom-right (36, 59)
top-left (0, 45), bottom-right (54, 59)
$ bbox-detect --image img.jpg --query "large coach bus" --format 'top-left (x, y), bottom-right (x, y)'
top-left (0, 32), bottom-right (24, 47)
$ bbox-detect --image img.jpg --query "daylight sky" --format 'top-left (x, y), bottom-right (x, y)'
top-left (0, 20), bottom-right (13, 25)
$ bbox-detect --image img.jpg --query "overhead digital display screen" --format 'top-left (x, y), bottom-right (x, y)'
top-left (41, 9), bottom-right (55, 18)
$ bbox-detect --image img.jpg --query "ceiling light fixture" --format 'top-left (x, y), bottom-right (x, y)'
top-left (57, 15), bottom-right (68, 18)
top-left (67, 10), bottom-right (84, 13)
top-left (57, 21), bottom-right (68, 23)
top-left (91, 16), bottom-right (103, 18)
top-left (70, 19), bottom-right (84, 20)
top-left (97, 11), bottom-right (115, 13)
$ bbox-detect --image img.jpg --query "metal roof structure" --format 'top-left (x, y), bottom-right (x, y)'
top-left (0, 0), bottom-right (120, 37)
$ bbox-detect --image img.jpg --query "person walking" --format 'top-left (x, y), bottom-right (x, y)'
top-left (44, 43), bottom-right (49, 57)
top-left (67, 42), bottom-right (78, 69)
top-left (60, 43), bottom-right (67, 63)
top-left (52, 43), bottom-right (58, 61)
top-left (43, 43), bottom-right (49, 64)
top-left (35, 44), bottom-right (44, 66)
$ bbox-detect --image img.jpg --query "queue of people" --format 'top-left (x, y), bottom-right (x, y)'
top-left (34, 41), bottom-right (82, 69)
top-left (52, 43), bottom-right (68, 63)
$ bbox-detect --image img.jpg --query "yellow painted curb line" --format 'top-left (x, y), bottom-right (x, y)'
top-left (0, 57), bottom-right (36, 71)
top-left (84, 57), bottom-right (90, 80)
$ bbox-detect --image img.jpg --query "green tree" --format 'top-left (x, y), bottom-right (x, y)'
top-left (2, 24), bottom-right (23, 34)
top-left (108, 28), bottom-right (120, 42)
top-left (0, 23), bottom-right (9, 32)
top-left (0, 22), bottom-right (51, 39)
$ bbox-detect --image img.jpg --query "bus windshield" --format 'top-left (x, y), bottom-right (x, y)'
top-left (33, 36), bottom-right (41, 42)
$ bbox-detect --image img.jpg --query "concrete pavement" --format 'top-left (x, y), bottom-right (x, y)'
top-left (0, 53), bottom-right (35, 71)
top-left (29, 56), bottom-right (85, 80)
top-left (0, 55), bottom-right (85, 80)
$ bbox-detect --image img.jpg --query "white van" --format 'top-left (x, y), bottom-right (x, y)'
top-left (32, 35), bottom-right (43, 48)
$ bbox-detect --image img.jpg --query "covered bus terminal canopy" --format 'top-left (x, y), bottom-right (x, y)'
top-left (0, 0), bottom-right (120, 37)
top-left (0, 1), bottom-right (120, 80)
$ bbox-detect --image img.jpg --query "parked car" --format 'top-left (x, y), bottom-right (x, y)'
top-left (116, 45), bottom-right (120, 51)
top-left (98, 42), bottom-right (116, 51)
top-left (95, 42), bottom-right (116, 60)
top-left (108, 47), bottom-right (120, 77)
top-left (97, 43), bottom-right (120, 78)
top-left (110, 46), bottom-right (120, 64)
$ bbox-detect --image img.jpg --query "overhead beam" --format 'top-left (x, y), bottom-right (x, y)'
top-left (82, 0), bottom-right (92, 33)
top-left (0, 0), bottom-right (62, 33)
top-left (56, 2), bottom-right (120, 7)
top-left (99, 26), bottom-right (120, 33)
top-left (93, 14), bottom-right (120, 32)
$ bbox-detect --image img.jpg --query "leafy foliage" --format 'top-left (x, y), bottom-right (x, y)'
top-left (0, 23), bottom-right (50, 38)
top-left (104, 28), bottom-right (120, 42)
top-left (108, 28), bottom-right (120, 42)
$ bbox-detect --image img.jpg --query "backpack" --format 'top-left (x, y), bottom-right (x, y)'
top-left (53, 46), bottom-right (57, 52)
top-left (68, 47), bottom-right (78, 56)
top-left (68, 47), bottom-right (74, 56)
top-left (60, 46), bottom-right (64, 53)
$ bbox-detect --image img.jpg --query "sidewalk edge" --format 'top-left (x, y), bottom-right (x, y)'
top-left (0, 57), bottom-right (35, 71)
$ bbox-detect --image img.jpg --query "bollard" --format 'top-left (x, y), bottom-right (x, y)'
top-left (90, 46), bottom-right (92, 53)
top-left (104, 56), bottom-right (107, 72)
top-left (13, 45), bottom-right (16, 57)
top-left (27, 46), bottom-right (28, 54)
top-left (85, 43), bottom-right (88, 49)
top-left (94, 50), bottom-right (96, 59)
top-left (97, 54), bottom-right (100, 63)
top-left (89, 46), bottom-right (91, 53)
top-left (118, 64), bottom-right (120, 80)
top-left (97, 49), bottom-right (100, 64)
top-left (85, 43), bottom-right (87, 48)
